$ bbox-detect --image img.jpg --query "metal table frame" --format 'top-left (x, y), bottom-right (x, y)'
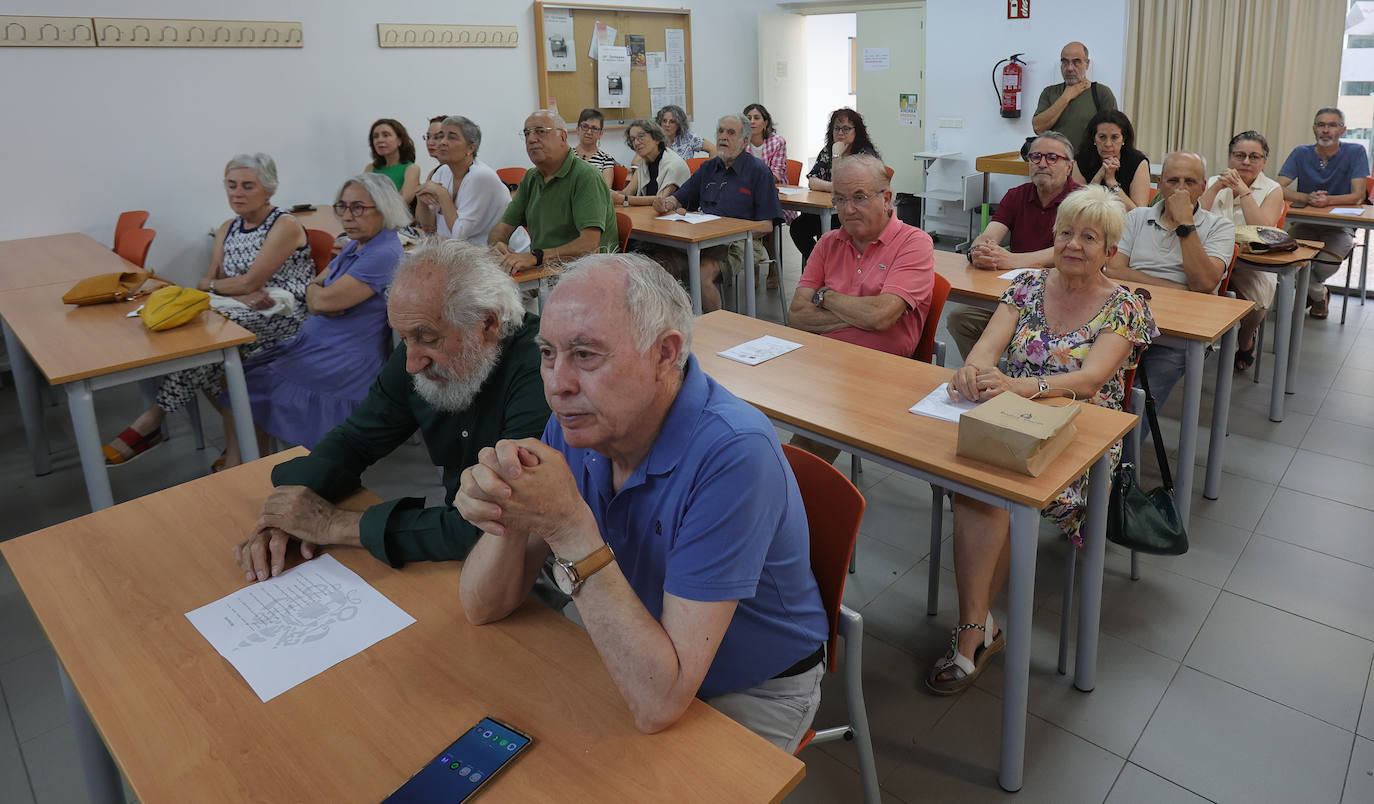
top-left (629, 228), bottom-right (755, 316)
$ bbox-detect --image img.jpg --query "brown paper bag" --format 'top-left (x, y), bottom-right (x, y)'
top-left (956, 392), bottom-right (1081, 477)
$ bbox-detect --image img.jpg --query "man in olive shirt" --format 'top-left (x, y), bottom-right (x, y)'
top-left (232, 239), bottom-right (550, 582)
top-left (1032, 41), bottom-right (1118, 148)
top-left (488, 109), bottom-right (619, 275)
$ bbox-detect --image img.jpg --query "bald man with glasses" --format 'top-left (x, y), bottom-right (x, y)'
top-left (1032, 41), bottom-right (1118, 148)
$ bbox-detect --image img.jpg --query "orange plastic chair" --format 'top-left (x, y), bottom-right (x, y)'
top-left (306, 228), bottom-right (336, 275)
top-left (1277, 200), bottom-right (1290, 228)
top-left (115, 228), bottom-right (156, 268)
top-left (686, 157), bottom-right (708, 174)
top-left (113, 210), bottom-right (150, 253)
top-left (780, 444), bottom-right (878, 803)
top-left (615, 212), bottom-right (632, 253)
top-left (913, 272), bottom-right (952, 365)
top-left (1217, 243), bottom-right (1241, 296)
top-left (785, 159), bottom-right (802, 186)
top-left (611, 165), bottom-right (630, 191)
top-left (496, 167), bottom-right (527, 193)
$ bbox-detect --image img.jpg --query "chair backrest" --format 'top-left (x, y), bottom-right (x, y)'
top-left (1216, 242), bottom-right (1241, 296)
top-left (306, 228), bottom-right (336, 275)
top-left (1276, 200), bottom-right (1289, 229)
top-left (785, 159), bottom-right (803, 186)
top-left (496, 167), bottom-right (527, 193)
top-left (611, 164), bottom-right (630, 191)
top-left (781, 443), bottom-right (866, 673)
top-left (615, 212), bottom-right (632, 253)
top-left (883, 165), bottom-right (895, 182)
top-left (686, 157), bottom-right (708, 174)
top-left (113, 210), bottom-right (150, 253)
top-left (914, 272), bottom-right (952, 363)
top-left (115, 227), bottom-right (156, 268)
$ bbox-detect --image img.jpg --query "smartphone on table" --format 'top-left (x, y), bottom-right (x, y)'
top-left (382, 716), bottom-right (532, 803)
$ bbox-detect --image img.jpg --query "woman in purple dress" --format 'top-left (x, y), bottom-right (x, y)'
top-left (218, 173), bottom-right (409, 467)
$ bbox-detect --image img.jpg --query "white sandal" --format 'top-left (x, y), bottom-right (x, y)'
top-left (925, 612), bottom-right (1005, 696)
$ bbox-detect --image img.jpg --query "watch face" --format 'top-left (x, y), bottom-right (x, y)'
top-left (551, 562), bottom-right (575, 596)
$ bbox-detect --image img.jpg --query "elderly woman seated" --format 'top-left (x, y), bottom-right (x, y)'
top-left (611, 118), bottom-right (690, 208)
top-left (656, 104), bottom-right (716, 160)
top-left (414, 115), bottom-right (515, 247)
top-left (216, 173), bottom-right (409, 468)
top-left (103, 153), bottom-right (314, 466)
top-left (927, 185), bottom-right (1155, 695)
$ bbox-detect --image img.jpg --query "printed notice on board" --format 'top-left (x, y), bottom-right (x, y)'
top-left (665, 28), bottom-right (685, 63)
top-left (599, 46), bottom-right (631, 108)
top-left (543, 9), bottom-right (575, 71)
top-left (646, 52), bottom-right (666, 87)
top-left (627, 34), bottom-right (646, 70)
top-left (589, 21), bottom-right (617, 58)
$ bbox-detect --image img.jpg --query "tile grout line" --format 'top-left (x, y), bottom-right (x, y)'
top-left (0, 668), bottom-right (40, 804)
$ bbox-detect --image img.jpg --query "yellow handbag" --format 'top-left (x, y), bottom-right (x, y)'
top-left (62, 271), bottom-right (153, 305)
top-left (139, 285), bottom-right (211, 331)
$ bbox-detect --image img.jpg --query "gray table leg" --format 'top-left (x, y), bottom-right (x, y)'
top-left (745, 233), bottom-right (757, 318)
top-left (3, 318), bottom-right (51, 476)
top-left (688, 243), bottom-right (702, 315)
top-left (1204, 325), bottom-right (1237, 500)
top-left (1269, 268), bottom-right (1296, 421)
top-left (60, 664), bottom-right (124, 804)
top-left (927, 483), bottom-right (943, 616)
top-left (999, 503), bottom-right (1038, 793)
top-left (1175, 341), bottom-right (1204, 525)
top-left (820, 213), bottom-right (832, 235)
top-left (65, 380), bottom-right (114, 512)
top-left (221, 347), bottom-right (259, 462)
top-left (1362, 234), bottom-right (1369, 307)
top-left (1287, 263), bottom-right (1310, 396)
top-left (1075, 453), bottom-right (1112, 692)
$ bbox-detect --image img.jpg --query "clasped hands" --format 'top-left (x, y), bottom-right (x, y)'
top-left (455, 438), bottom-right (597, 555)
top-left (947, 361), bottom-right (1019, 403)
top-left (969, 241), bottom-right (1012, 271)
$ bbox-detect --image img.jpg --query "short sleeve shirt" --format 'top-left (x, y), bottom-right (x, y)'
top-left (500, 150), bottom-right (619, 253)
top-left (796, 212), bottom-right (935, 357)
top-left (672, 153), bottom-right (785, 223)
top-left (1033, 82), bottom-right (1118, 148)
top-left (541, 356), bottom-right (828, 699)
top-left (1117, 204), bottom-right (1235, 290)
top-left (991, 179), bottom-right (1082, 253)
top-left (1278, 142), bottom-right (1370, 195)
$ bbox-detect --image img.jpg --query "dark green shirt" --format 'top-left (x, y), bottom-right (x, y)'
top-left (500, 149), bottom-right (619, 254)
top-left (271, 313), bottom-right (551, 567)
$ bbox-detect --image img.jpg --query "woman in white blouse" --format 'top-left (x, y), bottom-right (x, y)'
top-left (414, 116), bottom-right (514, 247)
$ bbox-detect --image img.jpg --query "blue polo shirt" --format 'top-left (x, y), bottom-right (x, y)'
top-left (672, 152), bottom-right (785, 223)
top-left (1278, 142), bottom-right (1370, 195)
top-left (541, 355), bottom-right (827, 699)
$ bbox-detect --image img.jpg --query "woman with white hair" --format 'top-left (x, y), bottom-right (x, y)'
top-left (103, 153), bottom-right (314, 466)
top-left (216, 173), bottom-right (410, 466)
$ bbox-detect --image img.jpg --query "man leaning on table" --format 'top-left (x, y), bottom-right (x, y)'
top-left (948, 131), bottom-right (1081, 359)
top-left (487, 109), bottom-right (620, 275)
top-left (1106, 151), bottom-right (1234, 409)
top-left (1032, 41), bottom-right (1118, 147)
top-left (652, 113), bottom-right (784, 313)
top-left (455, 253), bottom-right (829, 752)
top-left (1277, 107), bottom-right (1370, 319)
top-left (232, 239), bottom-right (550, 582)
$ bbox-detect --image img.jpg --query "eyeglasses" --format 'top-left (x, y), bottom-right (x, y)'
top-left (520, 126), bottom-right (556, 138)
top-left (832, 125), bottom-right (854, 134)
top-left (832, 191), bottom-right (879, 210)
top-left (1315, 122), bottom-right (1344, 130)
top-left (1027, 151), bottom-right (1068, 165)
top-left (1230, 151), bottom-right (1266, 162)
top-left (629, 132), bottom-right (649, 143)
top-left (333, 201), bottom-right (377, 217)
top-left (578, 123), bottom-right (603, 133)
top-left (424, 132), bottom-right (464, 143)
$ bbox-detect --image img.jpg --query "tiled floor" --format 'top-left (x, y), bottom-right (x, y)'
top-left (2, 237), bottom-right (1373, 803)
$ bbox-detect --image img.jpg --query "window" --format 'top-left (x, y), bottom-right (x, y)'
top-left (1341, 81), bottom-right (1374, 95)
top-left (1349, 34), bottom-right (1374, 47)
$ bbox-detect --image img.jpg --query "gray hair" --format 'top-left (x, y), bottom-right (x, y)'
top-left (1033, 131), bottom-right (1076, 161)
top-left (833, 153), bottom-right (890, 187)
top-left (557, 253), bottom-right (694, 368)
top-left (441, 115), bottom-right (482, 155)
top-left (655, 104), bottom-right (690, 135)
top-left (530, 108), bottom-right (567, 131)
top-left (224, 153), bottom-right (278, 194)
top-left (337, 173), bottom-right (411, 230)
top-left (393, 238), bottom-right (525, 339)
top-left (625, 118), bottom-right (667, 149)
top-left (717, 113), bottom-right (747, 134)
top-left (1315, 107), bottom-right (1345, 125)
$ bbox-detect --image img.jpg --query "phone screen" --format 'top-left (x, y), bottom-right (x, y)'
top-left (382, 717), bottom-right (532, 803)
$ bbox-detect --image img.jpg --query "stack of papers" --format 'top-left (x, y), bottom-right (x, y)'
top-left (717, 335), bottom-right (803, 365)
top-left (656, 212), bottom-right (721, 223)
top-left (908, 385), bottom-right (979, 423)
top-left (1330, 207), bottom-right (1366, 217)
top-left (998, 268), bottom-right (1042, 281)
top-left (778, 187), bottom-right (811, 197)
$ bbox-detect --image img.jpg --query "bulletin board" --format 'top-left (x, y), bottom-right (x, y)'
top-left (533, 2), bottom-right (693, 129)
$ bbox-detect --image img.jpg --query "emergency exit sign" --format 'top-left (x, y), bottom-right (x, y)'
top-left (1008, 0), bottom-right (1029, 18)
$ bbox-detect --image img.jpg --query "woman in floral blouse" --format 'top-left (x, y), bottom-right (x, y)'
top-left (927, 185), bottom-right (1156, 696)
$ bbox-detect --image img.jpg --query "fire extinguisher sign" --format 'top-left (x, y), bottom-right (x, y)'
top-left (1008, 0), bottom-right (1030, 19)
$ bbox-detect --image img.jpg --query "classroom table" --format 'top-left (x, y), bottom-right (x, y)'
top-left (0, 237), bottom-right (259, 509)
top-left (1283, 203), bottom-right (1374, 324)
top-left (695, 312), bottom-right (1136, 792)
top-left (624, 205), bottom-right (759, 315)
top-left (934, 252), bottom-right (1253, 524)
top-left (1239, 243), bottom-right (1320, 421)
top-left (774, 186), bottom-right (835, 291)
top-left (0, 449), bottom-right (806, 804)
top-left (0, 233), bottom-right (126, 293)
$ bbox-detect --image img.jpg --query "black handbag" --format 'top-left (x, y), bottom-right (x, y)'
top-left (1107, 356), bottom-right (1189, 555)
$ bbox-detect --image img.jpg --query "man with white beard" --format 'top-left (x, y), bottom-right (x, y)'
top-left (232, 238), bottom-right (550, 581)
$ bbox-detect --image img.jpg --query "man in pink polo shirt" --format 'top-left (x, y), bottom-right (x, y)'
top-left (788, 153), bottom-right (935, 461)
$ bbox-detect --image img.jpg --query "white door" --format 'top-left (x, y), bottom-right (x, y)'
top-left (756, 10), bottom-right (809, 182)
top-left (855, 6), bottom-right (926, 193)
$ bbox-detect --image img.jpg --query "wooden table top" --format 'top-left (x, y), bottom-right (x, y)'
top-left (0, 233), bottom-right (134, 294)
top-left (0, 282), bottom-right (255, 384)
top-left (694, 312), bottom-right (1137, 508)
top-left (624, 205), bottom-right (762, 243)
top-left (292, 206), bottom-right (343, 237)
top-left (1283, 203), bottom-right (1374, 225)
top-left (777, 186), bottom-right (835, 211)
top-left (975, 151), bottom-right (1030, 177)
top-left (933, 251), bottom-right (1252, 342)
top-left (0, 449), bottom-right (804, 804)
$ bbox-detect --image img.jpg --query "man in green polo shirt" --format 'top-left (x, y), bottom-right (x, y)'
top-left (231, 238), bottom-right (551, 581)
top-left (489, 109), bottom-right (619, 274)
top-left (1031, 41), bottom-right (1118, 149)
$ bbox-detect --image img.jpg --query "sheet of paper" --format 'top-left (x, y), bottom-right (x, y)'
top-left (717, 335), bottom-right (803, 366)
top-left (908, 385), bottom-right (978, 423)
top-left (665, 63), bottom-right (687, 109)
top-left (1330, 206), bottom-right (1366, 216)
top-left (665, 28), bottom-right (685, 63)
top-left (598, 46), bottom-right (631, 108)
top-left (588, 21), bottom-right (616, 58)
top-left (656, 212), bottom-right (721, 223)
top-left (185, 554), bottom-right (415, 702)
top-left (646, 52), bottom-right (666, 87)
top-left (998, 268), bottom-right (1040, 281)
top-left (898, 93), bottom-right (919, 127)
top-left (650, 87), bottom-right (669, 115)
top-left (862, 47), bottom-right (890, 71)
top-left (778, 186), bottom-right (811, 196)
top-left (542, 9), bottom-right (575, 71)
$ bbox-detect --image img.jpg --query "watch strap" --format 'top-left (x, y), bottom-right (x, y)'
top-left (532, 247), bottom-right (545, 266)
top-left (569, 543), bottom-right (615, 586)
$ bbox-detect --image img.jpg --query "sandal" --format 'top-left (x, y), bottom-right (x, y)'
top-left (102, 427), bottom-right (164, 466)
top-left (925, 612), bottom-right (1004, 696)
top-left (1234, 342), bottom-right (1256, 372)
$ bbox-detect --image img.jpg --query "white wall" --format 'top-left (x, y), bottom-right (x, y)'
top-left (800, 13), bottom-right (857, 168)
top-left (0, 0), bottom-right (777, 283)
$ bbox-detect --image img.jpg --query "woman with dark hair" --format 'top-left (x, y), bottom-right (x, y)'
top-left (1072, 109), bottom-right (1151, 210)
top-left (656, 104), bottom-right (716, 160)
top-left (572, 108), bottom-right (617, 188)
top-left (364, 118), bottom-right (420, 205)
top-left (790, 107), bottom-right (882, 268)
top-left (743, 102), bottom-right (788, 185)
top-left (422, 114), bottom-right (450, 182)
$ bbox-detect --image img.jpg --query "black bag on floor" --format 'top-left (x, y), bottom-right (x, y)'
top-left (1107, 356), bottom-right (1189, 555)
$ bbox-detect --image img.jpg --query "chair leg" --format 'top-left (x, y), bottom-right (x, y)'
top-left (1058, 545), bottom-right (1076, 675)
top-left (1252, 314), bottom-right (1264, 384)
top-left (839, 608), bottom-right (880, 804)
top-left (927, 483), bottom-right (943, 615)
top-left (847, 455), bottom-right (862, 574)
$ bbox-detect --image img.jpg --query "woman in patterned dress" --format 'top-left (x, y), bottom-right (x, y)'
top-left (926, 185), bottom-right (1156, 695)
top-left (102, 153), bottom-right (314, 465)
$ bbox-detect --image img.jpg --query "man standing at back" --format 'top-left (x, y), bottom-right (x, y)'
top-left (1032, 41), bottom-right (1118, 148)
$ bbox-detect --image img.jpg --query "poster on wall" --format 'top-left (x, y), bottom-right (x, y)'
top-left (543, 9), bottom-right (575, 71)
top-left (627, 34), bottom-right (646, 70)
top-left (898, 93), bottom-right (918, 126)
top-left (589, 20), bottom-right (616, 58)
top-left (862, 47), bottom-right (890, 71)
top-left (599, 46), bottom-right (631, 108)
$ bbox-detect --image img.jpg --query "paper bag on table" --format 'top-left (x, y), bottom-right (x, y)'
top-left (956, 392), bottom-right (1080, 477)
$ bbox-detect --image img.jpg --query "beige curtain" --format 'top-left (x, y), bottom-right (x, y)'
top-left (1125, 0), bottom-right (1346, 176)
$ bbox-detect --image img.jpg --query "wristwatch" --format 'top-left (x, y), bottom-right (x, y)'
top-left (1037, 377), bottom-right (1050, 395)
top-left (531, 248), bottom-right (545, 266)
top-left (551, 543), bottom-right (616, 596)
top-left (1173, 224), bottom-right (1196, 238)
top-left (811, 287), bottom-right (829, 308)
top-left (209, 280), bottom-right (217, 294)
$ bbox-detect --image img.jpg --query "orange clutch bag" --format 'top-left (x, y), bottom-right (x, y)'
top-left (62, 271), bottom-right (151, 305)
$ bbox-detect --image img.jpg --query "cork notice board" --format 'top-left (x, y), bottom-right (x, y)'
top-left (533, 2), bottom-right (692, 129)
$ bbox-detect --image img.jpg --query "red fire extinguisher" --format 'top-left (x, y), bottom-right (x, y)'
top-left (993, 53), bottom-right (1026, 119)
